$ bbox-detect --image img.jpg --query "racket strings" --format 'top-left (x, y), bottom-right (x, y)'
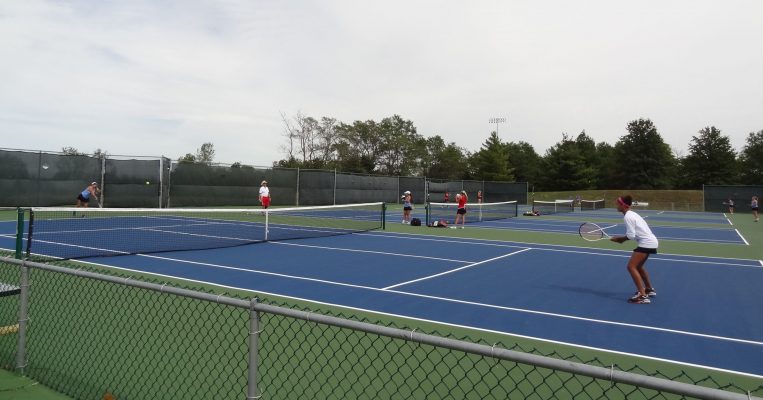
top-left (579, 222), bottom-right (606, 241)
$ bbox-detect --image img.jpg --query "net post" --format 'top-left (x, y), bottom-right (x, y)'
top-left (381, 203), bottom-right (386, 230)
top-left (15, 260), bottom-right (29, 374)
top-left (15, 208), bottom-right (24, 260)
top-left (247, 297), bottom-right (261, 399)
top-left (264, 210), bottom-right (269, 241)
top-left (24, 210), bottom-right (34, 259)
top-left (158, 157), bottom-right (164, 208)
top-left (100, 155), bottom-right (106, 208)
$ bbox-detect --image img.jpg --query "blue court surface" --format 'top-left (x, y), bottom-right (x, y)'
top-left (3, 216), bottom-right (761, 379)
top-left (389, 207), bottom-right (746, 244)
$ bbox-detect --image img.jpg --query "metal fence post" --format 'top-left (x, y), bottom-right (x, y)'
top-left (16, 260), bottom-right (29, 374)
top-left (296, 168), bottom-right (300, 206)
top-left (247, 298), bottom-right (260, 399)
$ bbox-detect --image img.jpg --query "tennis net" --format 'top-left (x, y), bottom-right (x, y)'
top-left (532, 200), bottom-right (574, 214)
top-left (25, 203), bottom-right (384, 260)
top-left (580, 199), bottom-right (606, 211)
top-left (425, 201), bottom-right (518, 225)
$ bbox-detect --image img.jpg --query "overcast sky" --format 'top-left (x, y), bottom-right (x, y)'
top-left (2, 1), bottom-right (762, 165)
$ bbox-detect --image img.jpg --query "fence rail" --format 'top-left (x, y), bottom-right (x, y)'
top-left (0, 256), bottom-right (760, 399)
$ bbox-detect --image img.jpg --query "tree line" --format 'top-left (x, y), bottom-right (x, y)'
top-left (275, 113), bottom-right (762, 190)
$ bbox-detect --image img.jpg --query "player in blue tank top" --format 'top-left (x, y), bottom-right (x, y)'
top-left (76, 182), bottom-right (99, 207)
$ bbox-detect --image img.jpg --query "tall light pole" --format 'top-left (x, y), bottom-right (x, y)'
top-left (488, 117), bottom-right (507, 135)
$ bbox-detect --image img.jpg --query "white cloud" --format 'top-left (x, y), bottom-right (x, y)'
top-left (1, 0), bottom-right (762, 164)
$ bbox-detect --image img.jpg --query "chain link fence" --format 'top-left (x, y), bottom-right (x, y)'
top-left (0, 148), bottom-right (527, 208)
top-left (0, 256), bottom-right (760, 400)
top-left (703, 185), bottom-right (763, 213)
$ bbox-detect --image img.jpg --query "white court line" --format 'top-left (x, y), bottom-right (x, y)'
top-left (735, 229), bottom-right (750, 246)
top-left (383, 248), bottom-right (532, 290)
top-left (356, 232), bottom-right (762, 268)
top-left (71, 257), bottom-right (763, 380)
top-left (272, 242), bottom-right (471, 264)
top-left (107, 253), bottom-right (763, 349)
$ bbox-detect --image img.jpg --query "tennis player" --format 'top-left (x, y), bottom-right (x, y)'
top-left (444, 191), bottom-right (450, 203)
top-left (401, 191), bottom-right (413, 224)
top-left (453, 190), bottom-right (468, 229)
top-left (610, 195), bottom-right (658, 304)
top-left (76, 182), bottom-right (99, 207)
top-left (752, 196), bottom-right (759, 222)
top-left (477, 190), bottom-right (483, 204)
top-left (259, 180), bottom-right (271, 209)
top-left (727, 198), bottom-right (735, 214)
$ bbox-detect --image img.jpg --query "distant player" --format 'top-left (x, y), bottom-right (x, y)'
top-left (444, 191), bottom-right (449, 203)
top-left (76, 182), bottom-right (99, 207)
top-left (727, 198), bottom-right (735, 214)
top-left (453, 190), bottom-right (468, 229)
top-left (259, 180), bottom-right (271, 209)
top-left (610, 195), bottom-right (658, 304)
top-left (752, 196), bottom-right (759, 222)
top-left (477, 190), bottom-right (483, 204)
top-left (401, 191), bottom-right (413, 224)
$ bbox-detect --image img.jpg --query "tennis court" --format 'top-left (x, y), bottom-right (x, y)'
top-left (2, 205), bottom-right (761, 379)
top-left (409, 202), bottom-right (747, 244)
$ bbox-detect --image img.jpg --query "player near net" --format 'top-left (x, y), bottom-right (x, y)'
top-left (76, 181), bottom-right (100, 208)
top-left (611, 195), bottom-right (658, 304)
top-left (259, 180), bottom-right (271, 209)
top-left (452, 190), bottom-right (468, 229)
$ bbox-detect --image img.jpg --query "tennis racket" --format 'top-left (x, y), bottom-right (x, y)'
top-left (578, 222), bottom-right (615, 241)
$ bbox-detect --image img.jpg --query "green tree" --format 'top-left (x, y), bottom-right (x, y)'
top-left (678, 126), bottom-right (737, 188)
top-left (61, 147), bottom-right (85, 155)
top-left (471, 132), bottom-right (513, 181)
top-left (195, 142), bottom-right (215, 165)
top-left (505, 141), bottom-right (541, 184)
top-left (739, 129), bottom-right (763, 184)
top-left (539, 133), bottom-right (594, 190)
top-left (178, 153), bottom-right (196, 164)
top-left (376, 115), bottom-right (421, 175)
top-left (611, 119), bottom-right (676, 189)
top-left (419, 136), bottom-right (469, 179)
top-left (594, 142), bottom-right (617, 189)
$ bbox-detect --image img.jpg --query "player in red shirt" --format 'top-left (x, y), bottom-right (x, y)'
top-left (453, 190), bottom-right (468, 229)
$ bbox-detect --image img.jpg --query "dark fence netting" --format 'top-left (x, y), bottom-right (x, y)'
top-left (703, 185), bottom-right (763, 212)
top-left (167, 162), bottom-right (298, 207)
top-left (426, 180), bottom-right (463, 202)
top-left (335, 172), bottom-right (398, 204)
top-left (0, 149), bottom-right (528, 208)
top-left (297, 169), bottom-right (335, 205)
top-left (0, 150), bottom-right (102, 207)
top-left (398, 176), bottom-right (426, 204)
top-left (103, 158), bottom-right (163, 208)
top-left (484, 181), bottom-right (528, 203)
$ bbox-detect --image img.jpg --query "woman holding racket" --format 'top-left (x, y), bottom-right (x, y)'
top-left (76, 181), bottom-right (99, 208)
top-left (401, 191), bottom-right (413, 224)
top-left (453, 190), bottom-right (468, 229)
top-left (611, 195), bottom-right (658, 304)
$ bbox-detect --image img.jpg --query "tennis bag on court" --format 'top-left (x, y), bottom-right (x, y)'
top-left (410, 218), bottom-right (421, 226)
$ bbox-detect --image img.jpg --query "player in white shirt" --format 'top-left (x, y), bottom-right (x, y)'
top-left (610, 195), bottom-right (658, 304)
top-left (259, 180), bottom-right (271, 209)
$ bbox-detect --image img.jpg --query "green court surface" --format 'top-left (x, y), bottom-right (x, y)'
top-left (0, 369), bottom-right (72, 400)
